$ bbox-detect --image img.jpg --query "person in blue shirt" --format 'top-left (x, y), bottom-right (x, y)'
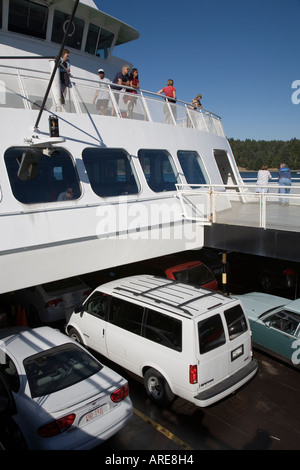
top-left (278, 163), bottom-right (291, 205)
top-left (111, 65), bottom-right (131, 115)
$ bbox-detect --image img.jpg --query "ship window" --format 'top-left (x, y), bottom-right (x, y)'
top-left (4, 147), bottom-right (81, 204)
top-left (177, 150), bottom-right (208, 186)
top-left (138, 149), bottom-right (179, 192)
top-left (82, 148), bottom-right (140, 197)
top-left (8, 0), bottom-right (48, 40)
top-left (51, 10), bottom-right (84, 50)
top-left (85, 24), bottom-right (114, 58)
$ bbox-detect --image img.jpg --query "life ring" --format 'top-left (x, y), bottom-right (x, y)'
top-left (63, 20), bottom-right (75, 37)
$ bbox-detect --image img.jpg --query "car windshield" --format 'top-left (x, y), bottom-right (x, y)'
top-left (173, 264), bottom-right (214, 285)
top-left (259, 305), bottom-right (286, 319)
top-left (24, 344), bottom-right (102, 398)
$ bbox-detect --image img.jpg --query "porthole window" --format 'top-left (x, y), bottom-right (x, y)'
top-left (8, 0), bottom-right (48, 40)
top-left (4, 147), bottom-right (81, 204)
top-left (177, 150), bottom-right (208, 185)
top-left (51, 10), bottom-right (84, 50)
top-left (82, 148), bottom-right (140, 197)
top-left (138, 149), bottom-right (179, 192)
top-left (85, 24), bottom-right (114, 58)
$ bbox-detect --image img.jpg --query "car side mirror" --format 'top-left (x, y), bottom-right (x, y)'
top-left (74, 305), bottom-right (83, 314)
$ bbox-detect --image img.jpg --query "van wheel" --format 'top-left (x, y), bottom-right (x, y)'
top-left (68, 327), bottom-right (83, 344)
top-left (144, 368), bottom-right (174, 406)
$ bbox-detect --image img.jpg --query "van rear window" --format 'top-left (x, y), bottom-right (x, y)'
top-left (198, 314), bottom-right (225, 354)
top-left (224, 305), bottom-right (248, 340)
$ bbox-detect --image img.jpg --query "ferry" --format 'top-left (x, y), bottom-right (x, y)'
top-left (0, 0), bottom-right (247, 295)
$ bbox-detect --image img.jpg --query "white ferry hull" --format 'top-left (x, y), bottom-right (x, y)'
top-left (0, 0), bottom-right (240, 294)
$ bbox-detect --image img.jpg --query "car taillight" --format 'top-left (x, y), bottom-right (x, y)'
top-left (38, 413), bottom-right (76, 438)
top-left (110, 383), bottom-right (129, 403)
top-left (45, 298), bottom-right (63, 308)
top-left (282, 268), bottom-right (295, 276)
top-left (189, 365), bottom-right (198, 384)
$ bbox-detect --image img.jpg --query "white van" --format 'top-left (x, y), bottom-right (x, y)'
top-left (66, 275), bottom-right (258, 407)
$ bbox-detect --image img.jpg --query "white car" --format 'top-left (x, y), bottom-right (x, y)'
top-left (13, 276), bottom-right (92, 324)
top-left (0, 326), bottom-right (132, 450)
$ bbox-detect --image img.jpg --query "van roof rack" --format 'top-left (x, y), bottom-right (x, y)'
top-left (112, 275), bottom-right (228, 318)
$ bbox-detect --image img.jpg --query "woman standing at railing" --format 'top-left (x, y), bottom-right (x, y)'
top-left (158, 79), bottom-right (177, 123)
top-left (125, 68), bottom-right (139, 118)
top-left (255, 165), bottom-right (272, 193)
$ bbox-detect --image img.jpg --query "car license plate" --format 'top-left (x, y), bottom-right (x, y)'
top-left (231, 344), bottom-right (244, 361)
top-left (85, 406), bottom-right (102, 423)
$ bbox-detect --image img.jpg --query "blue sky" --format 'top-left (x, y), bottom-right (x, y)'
top-left (97, 0), bottom-right (300, 141)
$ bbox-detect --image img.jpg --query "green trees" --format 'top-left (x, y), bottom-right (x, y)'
top-left (228, 138), bottom-right (300, 170)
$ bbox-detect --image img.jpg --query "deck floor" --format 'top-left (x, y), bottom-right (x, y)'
top-left (215, 200), bottom-right (300, 233)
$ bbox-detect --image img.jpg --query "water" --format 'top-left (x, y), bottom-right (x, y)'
top-left (240, 171), bottom-right (300, 183)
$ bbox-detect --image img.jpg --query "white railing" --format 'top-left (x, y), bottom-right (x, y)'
top-left (176, 183), bottom-right (300, 232)
top-left (0, 64), bottom-right (225, 137)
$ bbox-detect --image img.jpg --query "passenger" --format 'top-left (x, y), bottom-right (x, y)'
top-left (59, 49), bottom-right (71, 105)
top-left (111, 64), bottom-right (131, 115)
top-left (157, 79), bottom-right (177, 123)
top-left (190, 94), bottom-right (203, 109)
top-left (278, 163), bottom-right (292, 205)
top-left (187, 93), bottom-right (203, 127)
top-left (256, 165), bottom-right (272, 193)
top-left (125, 68), bottom-right (139, 119)
top-left (93, 69), bottom-right (111, 115)
top-left (57, 187), bottom-right (74, 201)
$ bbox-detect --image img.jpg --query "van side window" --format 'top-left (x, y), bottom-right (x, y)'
top-left (198, 314), bottom-right (226, 354)
top-left (144, 309), bottom-right (182, 352)
top-left (224, 305), bottom-right (248, 340)
top-left (109, 298), bottom-right (143, 335)
top-left (85, 292), bottom-right (107, 319)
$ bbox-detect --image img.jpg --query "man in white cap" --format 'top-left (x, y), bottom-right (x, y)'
top-left (93, 69), bottom-right (111, 115)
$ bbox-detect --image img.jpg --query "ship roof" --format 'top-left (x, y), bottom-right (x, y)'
top-left (53, 0), bottom-right (140, 45)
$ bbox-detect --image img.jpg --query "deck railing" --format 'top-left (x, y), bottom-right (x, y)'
top-left (176, 183), bottom-right (300, 232)
top-left (0, 64), bottom-right (225, 137)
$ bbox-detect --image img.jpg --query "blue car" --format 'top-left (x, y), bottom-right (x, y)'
top-left (235, 292), bottom-right (300, 368)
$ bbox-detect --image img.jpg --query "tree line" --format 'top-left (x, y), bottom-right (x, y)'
top-left (228, 138), bottom-right (300, 170)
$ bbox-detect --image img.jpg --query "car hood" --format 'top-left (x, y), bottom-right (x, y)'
top-left (33, 367), bottom-right (123, 414)
top-left (235, 292), bottom-right (288, 321)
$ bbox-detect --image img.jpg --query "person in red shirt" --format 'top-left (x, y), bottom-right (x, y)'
top-left (125, 68), bottom-right (139, 118)
top-left (158, 79), bottom-right (177, 123)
